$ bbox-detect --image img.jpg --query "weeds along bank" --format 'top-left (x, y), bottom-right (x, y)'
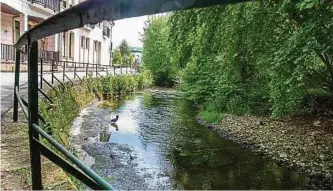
top-left (38, 72), bottom-right (152, 187)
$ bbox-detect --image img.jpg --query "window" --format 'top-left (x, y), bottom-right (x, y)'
top-left (69, 32), bottom-right (75, 58)
top-left (94, 40), bottom-right (99, 51)
top-left (86, 38), bottom-right (90, 49)
top-left (97, 42), bottom-right (101, 64)
top-left (62, 31), bottom-right (68, 57)
top-left (81, 36), bottom-right (85, 48)
top-left (62, 0), bottom-right (67, 8)
top-left (103, 26), bottom-right (110, 37)
top-left (14, 21), bottom-right (20, 43)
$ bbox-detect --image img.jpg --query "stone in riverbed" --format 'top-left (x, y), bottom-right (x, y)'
top-left (319, 154), bottom-right (327, 161)
top-left (279, 152), bottom-right (288, 158)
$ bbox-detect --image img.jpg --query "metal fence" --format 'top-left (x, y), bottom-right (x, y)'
top-left (1, 43), bottom-right (59, 63)
top-left (1, 43), bottom-right (15, 61)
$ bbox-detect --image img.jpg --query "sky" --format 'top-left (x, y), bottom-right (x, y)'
top-left (112, 16), bottom-right (147, 49)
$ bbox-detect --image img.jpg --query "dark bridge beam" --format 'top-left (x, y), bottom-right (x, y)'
top-left (15, 0), bottom-right (251, 48)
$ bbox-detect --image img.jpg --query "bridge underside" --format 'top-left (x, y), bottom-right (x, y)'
top-left (15, 0), bottom-right (250, 48)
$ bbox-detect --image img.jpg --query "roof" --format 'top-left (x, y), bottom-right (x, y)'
top-left (15, 0), bottom-right (250, 48)
top-left (130, 47), bottom-right (143, 53)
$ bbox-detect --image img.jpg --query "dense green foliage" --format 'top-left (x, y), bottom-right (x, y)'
top-left (142, 16), bottom-right (177, 86)
top-left (142, 0), bottom-right (333, 117)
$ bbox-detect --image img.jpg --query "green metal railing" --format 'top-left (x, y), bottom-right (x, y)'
top-left (13, 41), bottom-right (114, 190)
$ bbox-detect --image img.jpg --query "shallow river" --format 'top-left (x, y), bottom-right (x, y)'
top-left (71, 88), bottom-right (312, 189)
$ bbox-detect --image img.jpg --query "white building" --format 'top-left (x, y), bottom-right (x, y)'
top-left (0, 0), bottom-right (113, 71)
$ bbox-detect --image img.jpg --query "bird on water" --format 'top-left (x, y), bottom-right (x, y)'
top-left (111, 115), bottom-right (119, 123)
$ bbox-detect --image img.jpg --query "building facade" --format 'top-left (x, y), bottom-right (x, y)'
top-left (0, 0), bottom-right (113, 71)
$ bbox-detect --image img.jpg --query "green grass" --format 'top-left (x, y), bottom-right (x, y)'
top-left (307, 88), bottom-right (331, 96)
top-left (198, 110), bottom-right (222, 124)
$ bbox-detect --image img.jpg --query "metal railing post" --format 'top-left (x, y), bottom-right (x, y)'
top-left (40, 58), bottom-right (43, 89)
top-left (63, 60), bottom-right (66, 81)
top-left (13, 50), bottom-right (21, 122)
top-left (95, 64), bottom-right (98, 77)
top-left (74, 62), bottom-right (77, 79)
top-left (51, 60), bottom-right (54, 84)
top-left (28, 41), bottom-right (43, 190)
top-left (86, 63), bottom-right (88, 77)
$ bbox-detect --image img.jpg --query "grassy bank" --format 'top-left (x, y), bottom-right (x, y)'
top-left (198, 110), bottom-right (223, 124)
top-left (40, 72), bottom-right (152, 145)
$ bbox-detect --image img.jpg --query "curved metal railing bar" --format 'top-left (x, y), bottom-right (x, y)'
top-left (15, 0), bottom-right (249, 48)
top-left (32, 123), bottom-right (114, 190)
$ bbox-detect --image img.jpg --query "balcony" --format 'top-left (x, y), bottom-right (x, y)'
top-left (1, 43), bottom-right (60, 62)
top-left (28, 0), bottom-right (61, 12)
top-left (1, 43), bottom-right (15, 61)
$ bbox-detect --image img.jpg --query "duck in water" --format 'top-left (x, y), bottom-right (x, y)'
top-left (111, 115), bottom-right (119, 123)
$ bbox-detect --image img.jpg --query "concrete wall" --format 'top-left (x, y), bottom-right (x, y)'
top-left (1, 13), bottom-right (14, 45)
top-left (45, 35), bottom-right (55, 51)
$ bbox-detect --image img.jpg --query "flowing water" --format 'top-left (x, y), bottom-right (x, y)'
top-left (71, 88), bottom-right (312, 189)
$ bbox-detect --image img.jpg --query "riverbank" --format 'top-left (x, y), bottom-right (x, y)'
top-left (196, 114), bottom-right (333, 189)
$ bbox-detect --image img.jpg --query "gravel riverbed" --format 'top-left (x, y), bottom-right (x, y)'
top-left (197, 114), bottom-right (333, 189)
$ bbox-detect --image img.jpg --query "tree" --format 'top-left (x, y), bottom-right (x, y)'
top-left (142, 16), bottom-right (177, 86)
top-left (129, 54), bottom-right (135, 67)
top-left (112, 48), bottom-right (122, 67)
top-left (143, 1), bottom-right (333, 117)
top-left (119, 39), bottom-right (132, 64)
